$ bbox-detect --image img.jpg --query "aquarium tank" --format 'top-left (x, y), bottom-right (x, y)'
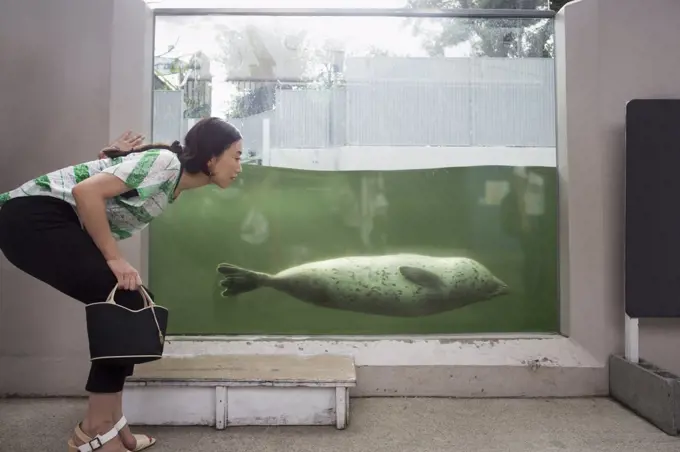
top-left (148, 7), bottom-right (559, 335)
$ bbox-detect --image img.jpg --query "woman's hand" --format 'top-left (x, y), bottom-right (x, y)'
top-left (107, 258), bottom-right (143, 290)
top-left (99, 131), bottom-right (145, 159)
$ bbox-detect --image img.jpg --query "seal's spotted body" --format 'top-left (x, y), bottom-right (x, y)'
top-left (217, 254), bottom-right (509, 317)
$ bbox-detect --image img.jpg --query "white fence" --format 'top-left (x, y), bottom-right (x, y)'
top-left (153, 57), bottom-right (557, 168)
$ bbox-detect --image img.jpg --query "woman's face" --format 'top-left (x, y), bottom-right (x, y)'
top-left (210, 140), bottom-right (243, 188)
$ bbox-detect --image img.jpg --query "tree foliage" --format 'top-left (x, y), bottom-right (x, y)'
top-left (406, 0), bottom-right (574, 57)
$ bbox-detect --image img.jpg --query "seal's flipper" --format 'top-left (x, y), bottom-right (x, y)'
top-left (216, 263), bottom-right (269, 297)
top-left (399, 266), bottom-right (444, 289)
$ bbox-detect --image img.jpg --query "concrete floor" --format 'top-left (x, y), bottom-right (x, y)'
top-left (1, 397), bottom-right (678, 452)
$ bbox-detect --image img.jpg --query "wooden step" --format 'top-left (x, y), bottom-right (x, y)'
top-left (122, 354), bottom-right (356, 429)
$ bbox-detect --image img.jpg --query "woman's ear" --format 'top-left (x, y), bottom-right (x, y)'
top-left (207, 156), bottom-right (217, 175)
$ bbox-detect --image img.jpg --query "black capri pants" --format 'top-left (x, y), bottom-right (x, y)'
top-left (0, 195), bottom-right (151, 393)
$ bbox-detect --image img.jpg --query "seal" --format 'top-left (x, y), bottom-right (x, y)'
top-left (216, 253), bottom-right (509, 317)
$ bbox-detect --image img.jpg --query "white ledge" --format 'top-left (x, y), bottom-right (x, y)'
top-left (161, 334), bottom-right (603, 368)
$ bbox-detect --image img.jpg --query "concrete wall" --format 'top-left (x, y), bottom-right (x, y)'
top-left (556, 0), bottom-right (680, 375)
top-left (0, 0), bottom-right (152, 395)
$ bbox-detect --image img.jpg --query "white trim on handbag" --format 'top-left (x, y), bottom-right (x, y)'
top-left (90, 354), bottom-right (163, 361)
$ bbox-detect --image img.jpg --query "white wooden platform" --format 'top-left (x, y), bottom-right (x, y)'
top-left (122, 354), bottom-right (356, 429)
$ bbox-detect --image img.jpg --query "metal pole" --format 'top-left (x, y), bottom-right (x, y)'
top-left (152, 8), bottom-right (555, 19)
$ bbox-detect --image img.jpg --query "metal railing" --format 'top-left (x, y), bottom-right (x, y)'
top-left (152, 8), bottom-right (555, 19)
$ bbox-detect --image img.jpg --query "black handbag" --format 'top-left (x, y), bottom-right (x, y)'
top-left (86, 284), bottom-right (169, 366)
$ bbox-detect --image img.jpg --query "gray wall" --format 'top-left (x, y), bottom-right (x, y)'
top-left (0, 0), bottom-right (152, 395)
top-left (556, 0), bottom-right (680, 374)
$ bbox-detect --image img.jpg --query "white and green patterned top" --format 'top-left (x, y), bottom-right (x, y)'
top-left (0, 149), bottom-right (182, 240)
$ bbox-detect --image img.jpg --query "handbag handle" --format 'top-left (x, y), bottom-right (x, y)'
top-left (104, 284), bottom-right (165, 344)
top-left (105, 284), bottom-right (155, 307)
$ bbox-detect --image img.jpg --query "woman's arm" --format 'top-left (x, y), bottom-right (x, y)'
top-left (72, 173), bottom-right (142, 290)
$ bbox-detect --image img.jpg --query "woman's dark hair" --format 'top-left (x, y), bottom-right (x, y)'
top-left (102, 117), bottom-right (242, 175)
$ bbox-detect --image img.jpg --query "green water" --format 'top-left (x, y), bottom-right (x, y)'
top-left (148, 164), bottom-right (558, 335)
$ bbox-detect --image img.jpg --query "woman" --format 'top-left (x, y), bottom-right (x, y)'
top-left (0, 117), bottom-right (243, 452)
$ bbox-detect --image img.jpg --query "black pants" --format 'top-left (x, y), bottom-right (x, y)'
top-left (0, 195), bottom-right (150, 393)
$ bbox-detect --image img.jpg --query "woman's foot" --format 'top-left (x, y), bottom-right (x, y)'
top-left (68, 419), bottom-right (128, 452)
top-left (114, 393), bottom-right (156, 451)
top-left (118, 425), bottom-right (156, 452)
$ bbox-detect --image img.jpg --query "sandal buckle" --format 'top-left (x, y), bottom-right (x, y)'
top-left (88, 437), bottom-right (103, 450)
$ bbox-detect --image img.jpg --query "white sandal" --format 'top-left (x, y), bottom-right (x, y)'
top-left (126, 433), bottom-right (156, 452)
top-left (67, 416), bottom-right (155, 452)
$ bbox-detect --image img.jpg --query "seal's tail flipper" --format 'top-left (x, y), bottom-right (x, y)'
top-left (216, 263), bottom-right (268, 297)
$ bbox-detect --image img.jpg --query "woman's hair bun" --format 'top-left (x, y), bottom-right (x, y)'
top-left (170, 140), bottom-right (184, 154)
